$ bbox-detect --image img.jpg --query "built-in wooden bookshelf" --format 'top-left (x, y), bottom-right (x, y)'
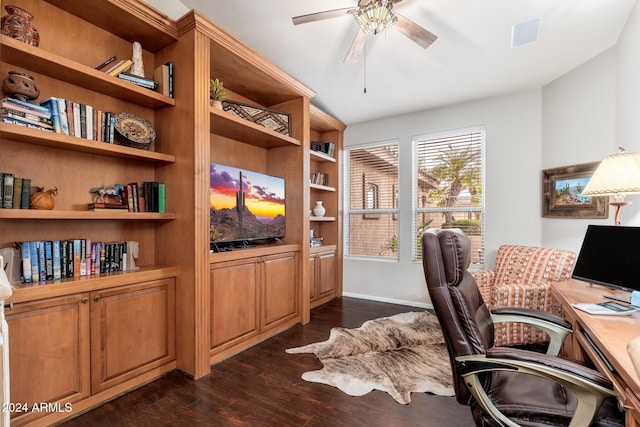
top-left (0, 0), bottom-right (179, 425)
top-left (0, 1), bottom-right (346, 424)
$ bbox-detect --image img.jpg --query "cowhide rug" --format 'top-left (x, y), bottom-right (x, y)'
top-left (286, 311), bottom-right (454, 404)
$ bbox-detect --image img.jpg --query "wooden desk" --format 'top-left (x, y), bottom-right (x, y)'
top-left (552, 280), bottom-right (640, 425)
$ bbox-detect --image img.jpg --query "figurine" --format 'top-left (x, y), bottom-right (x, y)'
top-left (30, 187), bottom-right (57, 210)
top-left (90, 185), bottom-right (124, 204)
top-left (129, 41), bottom-right (144, 78)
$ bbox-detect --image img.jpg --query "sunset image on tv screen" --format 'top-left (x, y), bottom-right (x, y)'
top-left (210, 163), bottom-right (285, 243)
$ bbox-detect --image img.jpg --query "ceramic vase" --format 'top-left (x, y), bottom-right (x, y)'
top-left (211, 100), bottom-right (223, 110)
top-left (312, 201), bottom-right (325, 217)
top-left (1, 5), bottom-right (39, 47)
top-left (2, 71), bottom-right (39, 101)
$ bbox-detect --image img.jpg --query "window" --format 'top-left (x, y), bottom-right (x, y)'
top-left (413, 128), bottom-right (485, 266)
top-left (345, 141), bottom-right (399, 259)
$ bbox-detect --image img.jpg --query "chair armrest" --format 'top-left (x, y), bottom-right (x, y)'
top-left (491, 307), bottom-right (572, 356)
top-left (456, 348), bottom-right (618, 427)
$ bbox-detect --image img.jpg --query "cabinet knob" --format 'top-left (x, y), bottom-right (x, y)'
top-left (94, 295), bottom-right (101, 302)
top-left (81, 297), bottom-right (89, 304)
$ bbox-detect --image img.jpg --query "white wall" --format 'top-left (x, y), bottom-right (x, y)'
top-left (540, 48), bottom-right (617, 251)
top-left (343, 91), bottom-right (542, 306)
top-left (344, 1), bottom-right (640, 307)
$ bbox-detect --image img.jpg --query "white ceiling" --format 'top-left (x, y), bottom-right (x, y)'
top-left (146, 0), bottom-right (636, 125)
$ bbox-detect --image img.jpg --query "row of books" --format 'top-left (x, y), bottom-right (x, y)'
top-left (40, 96), bottom-right (119, 143)
top-left (1, 96), bottom-right (54, 132)
top-left (311, 141), bottom-right (336, 158)
top-left (310, 172), bottom-right (329, 186)
top-left (0, 172), bottom-right (31, 209)
top-left (88, 181), bottom-right (166, 213)
top-left (19, 240), bottom-right (137, 283)
top-left (96, 56), bottom-right (174, 97)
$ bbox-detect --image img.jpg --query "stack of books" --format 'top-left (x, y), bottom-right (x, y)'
top-left (0, 172), bottom-right (31, 209)
top-left (310, 172), bottom-right (329, 186)
top-left (311, 141), bottom-right (336, 158)
top-left (1, 97), bottom-right (54, 131)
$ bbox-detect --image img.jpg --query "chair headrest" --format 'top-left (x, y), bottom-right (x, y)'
top-left (434, 228), bottom-right (471, 286)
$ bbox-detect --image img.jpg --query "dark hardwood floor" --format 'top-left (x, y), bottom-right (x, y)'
top-left (59, 297), bottom-right (475, 427)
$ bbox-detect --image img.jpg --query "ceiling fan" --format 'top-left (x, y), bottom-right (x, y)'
top-left (292, 0), bottom-right (437, 63)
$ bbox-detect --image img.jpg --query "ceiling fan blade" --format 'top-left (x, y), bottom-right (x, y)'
top-left (343, 29), bottom-right (368, 63)
top-left (292, 7), bottom-right (356, 25)
top-left (394, 13), bottom-right (437, 49)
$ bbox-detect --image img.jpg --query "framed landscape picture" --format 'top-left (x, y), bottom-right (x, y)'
top-left (542, 162), bottom-right (609, 219)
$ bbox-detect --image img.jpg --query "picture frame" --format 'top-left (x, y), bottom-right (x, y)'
top-left (542, 162), bottom-right (609, 219)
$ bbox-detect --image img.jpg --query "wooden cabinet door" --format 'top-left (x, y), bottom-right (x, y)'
top-left (309, 254), bottom-right (318, 302)
top-left (210, 259), bottom-right (259, 351)
top-left (7, 294), bottom-right (90, 424)
top-left (262, 252), bottom-right (298, 330)
top-left (90, 279), bottom-right (175, 393)
top-left (317, 251), bottom-right (336, 300)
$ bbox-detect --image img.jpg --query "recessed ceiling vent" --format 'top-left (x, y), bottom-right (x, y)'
top-left (512, 18), bottom-right (540, 47)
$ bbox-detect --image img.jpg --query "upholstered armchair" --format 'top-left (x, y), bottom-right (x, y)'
top-left (471, 245), bottom-right (577, 347)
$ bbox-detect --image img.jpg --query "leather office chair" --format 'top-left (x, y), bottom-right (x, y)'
top-left (421, 228), bottom-right (624, 427)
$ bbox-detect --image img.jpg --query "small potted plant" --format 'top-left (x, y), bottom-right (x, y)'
top-left (210, 78), bottom-right (225, 109)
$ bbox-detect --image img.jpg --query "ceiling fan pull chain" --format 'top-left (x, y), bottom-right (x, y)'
top-left (364, 38), bottom-right (367, 94)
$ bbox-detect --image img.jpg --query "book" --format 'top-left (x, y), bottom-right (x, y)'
top-left (20, 177), bottom-right (30, 209)
top-left (20, 241), bottom-right (31, 283)
top-left (52, 240), bottom-right (61, 280)
top-left (117, 72), bottom-right (159, 90)
top-left (65, 99), bottom-right (75, 137)
top-left (165, 62), bottom-right (173, 97)
top-left (572, 301), bottom-right (635, 316)
top-left (80, 103), bottom-right (87, 138)
top-left (0, 111), bottom-right (54, 129)
top-left (124, 184), bottom-right (135, 211)
top-left (73, 102), bottom-right (81, 137)
top-left (57, 98), bottom-right (69, 135)
top-left (158, 183), bottom-right (166, 213)
top-left (1, 99), bottom-right (51, 118)
top-left (95, 55), bottom-right (117, 70)
top-left (103, 58), bottom-right (126, 74)
top-left (29, 240), bottom-right (38, 282)
top-left (2, 173), bottom-right (14, 208)
top-left (12, 176), bottom-right (22, 209)
top-left (39, 97), bottom-right (63, 133)
top-left (86, 104), bottom-right (94, 140)
top-left (1, 97), bottom-right (51, 115)
top-left (154, 64), bottom-right (170, 97)
top-left (88, 202), bottom-right (128, 210)
top-left (37, 240), bottom-right (46, 281)
top-left (73, 239), bottom-right (81, 278)
top-left (1, 115), bottom-right (53, 131)
top-left (107, 59), bottom-right (132, 76)
top-left (44, 240), bottom-right (53, 280)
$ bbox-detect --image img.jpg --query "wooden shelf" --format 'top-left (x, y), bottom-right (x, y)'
top-left (0, 123), bottom-right (176, 164)
top-left (0, 209), bottom-right (175, 220)
top-left (310, 244), bottom-right (337, 254)
top-left (310, 216), bottom-right (336, 222)
top-left (210, 107), bottom-right (300, 149)
top-left (310, 150), bottom-right (336, 163)
top-left (8, 265), bottom-right (177, 304)
top-left (0, 36), bottom-right (176, 109)
top-left (310, 183), bottom-right (336, 192)
top-left (44, 0), bottom-right (179, 53)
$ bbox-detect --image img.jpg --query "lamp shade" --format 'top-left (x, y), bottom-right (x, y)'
top-left (581, 149), bottom-right (640, 197)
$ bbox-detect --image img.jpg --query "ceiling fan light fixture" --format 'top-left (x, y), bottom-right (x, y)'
top-left (352, 0), bottom-right (398, 35)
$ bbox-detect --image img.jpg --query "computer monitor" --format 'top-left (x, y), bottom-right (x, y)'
top-left (572, 225), bottom-right (640, 298)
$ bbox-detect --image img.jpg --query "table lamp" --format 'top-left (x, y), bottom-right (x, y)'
top-left (581, 147), bottom-right (640, 225)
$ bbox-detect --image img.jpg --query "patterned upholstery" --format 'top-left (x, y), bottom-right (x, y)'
top-left (471, 245), bottom-right (576, 346)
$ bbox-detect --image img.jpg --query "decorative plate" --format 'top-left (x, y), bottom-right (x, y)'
top-left (113, 112), bottom-right (156, 147)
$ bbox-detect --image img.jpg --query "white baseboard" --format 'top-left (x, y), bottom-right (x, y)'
top-left (341, 292), bottom-right (433, 310)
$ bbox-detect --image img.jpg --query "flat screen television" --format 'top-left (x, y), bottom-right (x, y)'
top-left (210, 163), bottom-right (285, 249)
top-left (572, 225), bottom-right (640, 296)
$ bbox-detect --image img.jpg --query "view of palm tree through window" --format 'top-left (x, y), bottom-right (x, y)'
top-left (345, 129), bottom-right (484, 266)
top-left (414, 129), bottom-right (485, 266)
